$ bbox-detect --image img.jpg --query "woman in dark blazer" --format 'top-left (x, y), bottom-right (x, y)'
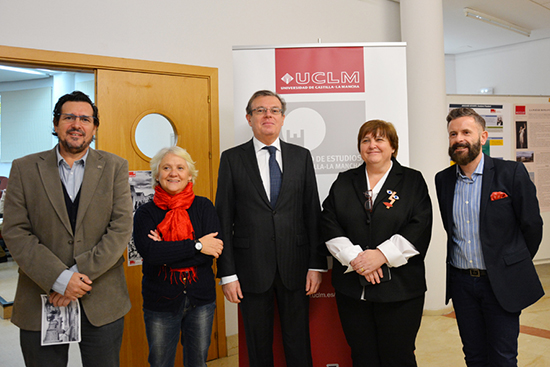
top-left (321, 120), bottom-right (432, 367)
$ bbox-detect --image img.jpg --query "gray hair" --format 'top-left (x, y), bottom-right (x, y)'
top-left (245, 90), bottom-right (286, 116)
top-left (150, 146), bottom-right (198, 188)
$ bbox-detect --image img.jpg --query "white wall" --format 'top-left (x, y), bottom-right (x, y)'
top-left (0, 78), bottom-right (54, 175)
top-left (0, 0), bottom-right (402, 337)
top-left (446, 37), bottom-right (550, 95)
top-left (0, 0), bottom-right (401, 153)
top-left (0, 88), bottom-right (52, 161)
top-left (444, 54), bottom-right (456, 94)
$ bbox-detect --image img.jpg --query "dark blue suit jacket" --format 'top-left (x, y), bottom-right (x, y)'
top-left (215, 139), bottom-right (327, 293)
top-left (435, 154), bottom-right (544, 313)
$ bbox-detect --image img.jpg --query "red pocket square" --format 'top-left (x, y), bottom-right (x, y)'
top-left (490, 191), bottom-right (508, 201)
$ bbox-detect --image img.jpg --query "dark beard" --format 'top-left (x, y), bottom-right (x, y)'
top-left (59, 138), bottom-right (90, 154)
top-left (59, 128), bottom-right (92, 154)
top-left (448, 139), bottom-right (481, 166)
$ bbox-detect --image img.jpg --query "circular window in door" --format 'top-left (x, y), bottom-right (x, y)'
top-left (133, 113), bottom-right (177, 159)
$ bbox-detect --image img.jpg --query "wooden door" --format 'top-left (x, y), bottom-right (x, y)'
top-left (95, 69), bottom-right (224, 366)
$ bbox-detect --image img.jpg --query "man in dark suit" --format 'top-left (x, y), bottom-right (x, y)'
top-left (215, 90), bottom-right (327, 367)
top-left (3, 91), bottom-right (133, 367)
top-left (435, 107), bottom-right (544, 367)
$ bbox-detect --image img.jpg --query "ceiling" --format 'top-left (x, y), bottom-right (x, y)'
top-left (0, 66), bottom-right (59, 84)
top-left (443, 0), bottom-right (550, 54)
top-left (1, 0), bottom-right (550, 83)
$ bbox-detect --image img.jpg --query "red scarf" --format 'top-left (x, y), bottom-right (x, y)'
top-left (154, 183), bottom-right (197, 284)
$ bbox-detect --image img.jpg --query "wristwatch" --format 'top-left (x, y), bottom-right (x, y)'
top-left (195, 240), bottom-right (203, 252)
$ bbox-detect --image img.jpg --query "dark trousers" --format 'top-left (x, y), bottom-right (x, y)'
top-left (239, 272), bottom-right (312, 367)
top-left (336, 291), bottom-right (425, 367)
top-left (450, 267), bottom-right (520, 367)
top-left (20, 309), bottom-right (124, 367)
top-left (0, 239), bottom-right (7, 258)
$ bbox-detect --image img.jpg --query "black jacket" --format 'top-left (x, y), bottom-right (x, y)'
top-left (322, 159), bottom-right (432, 302)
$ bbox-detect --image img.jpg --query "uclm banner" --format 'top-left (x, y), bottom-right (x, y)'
top-left (233, 43), bottom-right (409, 200)
top-left (232, 43), bottom-right (409, 367)
top-left (275, 47), bottom-right (365, 94)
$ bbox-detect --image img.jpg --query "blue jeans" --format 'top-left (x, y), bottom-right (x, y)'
top-left (450, 267), bottom-right (520, 367)
top-left (143, 298), bottom-right (215, 367)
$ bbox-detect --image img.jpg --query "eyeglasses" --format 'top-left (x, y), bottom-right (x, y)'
top-left (59, 113), bottom-right (96, 125)
top-left (363, 190), bottom-right (373, 212)
top-left (251, 107), bottom-right (283, 115)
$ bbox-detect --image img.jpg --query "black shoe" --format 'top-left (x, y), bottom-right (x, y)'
top-left (0, 256), bottom-right (7, 263)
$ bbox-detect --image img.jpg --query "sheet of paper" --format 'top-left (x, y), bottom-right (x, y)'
top-left (41, 294), bottom-right (81, 346)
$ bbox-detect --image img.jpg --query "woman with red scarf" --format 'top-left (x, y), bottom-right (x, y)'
top-left (133, 146), bottom-right (223, 367)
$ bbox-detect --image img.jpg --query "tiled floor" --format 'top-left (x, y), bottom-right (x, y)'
top-left (208, 263), bottom-right (550, 367)
top-left (2, 261), bottom-right (549, 366)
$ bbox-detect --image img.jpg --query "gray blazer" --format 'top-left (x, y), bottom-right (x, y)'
top-left (3, 147), bottom-right (133, 330)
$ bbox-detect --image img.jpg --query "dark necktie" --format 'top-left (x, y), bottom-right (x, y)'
top-left (264, 146), bottom-right (282, 207)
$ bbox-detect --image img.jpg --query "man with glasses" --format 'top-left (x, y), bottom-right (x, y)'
top-left (3, 91), bottom-right (133, 367)
top-left (216, 90), bottom-right (327, 366)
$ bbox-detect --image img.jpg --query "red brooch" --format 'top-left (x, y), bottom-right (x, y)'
top-left (490, 191), bottom-right (508, 201)
top-left (383, 190), bottom-right (399, 209)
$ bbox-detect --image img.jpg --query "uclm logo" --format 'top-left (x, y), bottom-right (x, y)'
top-left (275, 47), bottom-right (364, 94)
top-left (516, 105), bottom-right (526, 115)
top-left (280, 71), bottom-right (360, 85)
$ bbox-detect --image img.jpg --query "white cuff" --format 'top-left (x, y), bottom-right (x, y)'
top-left (219, 274), bottom-right (239, 285)
top-left (326, 237), bottom-right (363, 273)
top-left (377, 234), bottom-right (419, 268)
